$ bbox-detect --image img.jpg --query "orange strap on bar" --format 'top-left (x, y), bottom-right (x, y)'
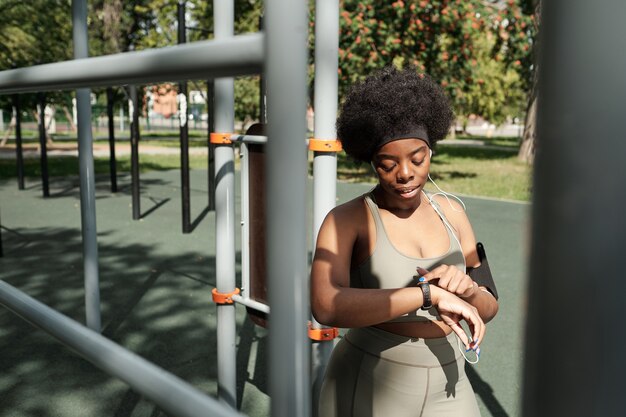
top-left (210, 132), bottom-right (233, 144)
top-left (308, 322), bottom-right (339, 341)
top-left (308, 138), bottom-right (342, 152)
top-left (212, 287), bottom-right (240, 304)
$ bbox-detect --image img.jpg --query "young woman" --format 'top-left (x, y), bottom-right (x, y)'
top-left (311, 66), bottom-right (499, 416)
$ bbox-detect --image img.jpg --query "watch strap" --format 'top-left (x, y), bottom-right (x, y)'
top-left (417, 277), bottom-right (432, 310)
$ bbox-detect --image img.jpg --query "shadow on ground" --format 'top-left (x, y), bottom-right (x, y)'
top-left (0, 227), bottom-right (267, 417)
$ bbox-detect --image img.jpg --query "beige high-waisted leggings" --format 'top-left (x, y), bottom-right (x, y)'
top-left (318, 327), bottom-right (481, 417)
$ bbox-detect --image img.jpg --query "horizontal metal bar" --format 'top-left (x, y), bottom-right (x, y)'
top-left (231, 294), bottom-right (270, 314)
top-left (230, 134), bottom-right (268, 144)
top-left (0, 33), bottom-right (264, 94)
top-left (0, 280), bottom-right (244, 417)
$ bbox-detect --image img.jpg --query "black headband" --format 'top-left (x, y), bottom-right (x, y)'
top-left (376, 125), bottom-right (430, 152)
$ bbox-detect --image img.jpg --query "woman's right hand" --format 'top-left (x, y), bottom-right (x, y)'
top-left (431, 285), bottom-right (485, 350)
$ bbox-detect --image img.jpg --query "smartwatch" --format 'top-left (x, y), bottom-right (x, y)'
top-left (417, 277), bottom-right (432, 310)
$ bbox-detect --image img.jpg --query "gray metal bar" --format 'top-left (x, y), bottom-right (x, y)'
top-left (522, 2), bottom-right (626, 416)
top-left (310, 1), bottom-right (339, 415)
top-left (0, 34), bottom-right (264, 95)
top-left (0, 281), bottom-right (243, 417)
top-left (207, 80), bottom-right (216, 212)
top-left (214, 0), bottom-right (237, 409)
top-left (265, 0), bottom-right (311, 416)
top-left (231, 294), bottom-right (270, 315)
top-left (240, 142), bottom-right (250, 303)
top-left (230, 134), bottom-right (267, 144)
top-left (73, 0), bottom-right (101, 332)
top-left (258, 16), bottom-right (266, 125)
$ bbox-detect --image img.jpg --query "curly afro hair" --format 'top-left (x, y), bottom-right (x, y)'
top-left (336, 66), bottom-right (455, 162)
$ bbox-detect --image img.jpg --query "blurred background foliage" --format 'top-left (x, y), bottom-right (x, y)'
top-left (0, 0), bottom-right (536, 151)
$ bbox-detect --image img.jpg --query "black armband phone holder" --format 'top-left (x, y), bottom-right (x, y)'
top-left (467, 242), bottom-right (499, 300)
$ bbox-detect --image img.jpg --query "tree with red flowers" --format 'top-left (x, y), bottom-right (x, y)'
top-left (326, 0), bottom-right (536, 130)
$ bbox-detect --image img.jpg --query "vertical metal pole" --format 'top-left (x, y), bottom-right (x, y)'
top-left (259, 76), bottom-right (266, 124)
top-left (523, 2), bottom-right (626, 416)
top-left (258, 15), bottom-right (267, 125)
top-left (13, 95), bottom-right (25, 190)
top-left (129, 85), bottom-right (141, 220)
top-left (106, 87), bottom-right (118, 193)
top-left (240, 141), bottom-right (250, 297)
top-left (310, 1), bottom-right (339, 415)
top-left (214, 0), bottom-right (237, 409)
top-left (72, 0), bottom-right (101, 332)
top-left (178, 1), bottom-right (191, 233)
top-left (0, 208), bottom-right (3, 257)
top-left (37, 92), bottom-right (49, 197)
top-left (207, 80), bottom-right (216, 212)
top-left (247, 13), bottom-right (264, 287)
top-left (266, 0), bottom-right (310, 416)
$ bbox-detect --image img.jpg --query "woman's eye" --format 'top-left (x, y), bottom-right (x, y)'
top-left (381, 164), bottom-right (395, 172)
top-left (412, 159), bottom-right (425, 166)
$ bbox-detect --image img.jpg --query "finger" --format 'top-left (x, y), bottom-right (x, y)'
top-left (453, 276), bottom-right (474, 297)
top-left (448, 321), bottom-right (471, 349)
top-left (416, 267), bottom-right (440, 284)
top-left (463, 309), bottom-right (484, 348)
top-left (447, 274), bottom-right (462, 294)
top-left (436, 265), bottom-right (460, 289)
top-left (470, 316), bottom-right (485, 349)
top-left (463, 280), bottom-right (478, 297)
top-left (416, 267), bottom-right (429, 276)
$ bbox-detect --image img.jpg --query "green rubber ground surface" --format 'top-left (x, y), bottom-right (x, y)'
top-left (0, 169), bottom-right (529, 417)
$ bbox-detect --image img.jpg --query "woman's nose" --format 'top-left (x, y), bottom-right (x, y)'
top-left (396, 162), bottom-right (414, 183)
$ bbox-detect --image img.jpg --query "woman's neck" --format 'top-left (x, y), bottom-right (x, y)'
top-left (372, 185), bottom-right (424, 216)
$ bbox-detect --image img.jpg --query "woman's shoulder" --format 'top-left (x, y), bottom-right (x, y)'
top-left (324, 193), bottom-right (370, 227)
top-left (428, 192), bottom-right (473, 231)
top-left (428, 193), bottom-right (465, 213)
top-left (316, 194), bottom-right (371, 247)
top-left (330, 194), bottom-right (368, 217)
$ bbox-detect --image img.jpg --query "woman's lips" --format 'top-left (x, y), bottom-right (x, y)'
top-left (395, 186), bottom-right (419, 198)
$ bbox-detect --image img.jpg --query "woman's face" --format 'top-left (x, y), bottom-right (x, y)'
top-left (371, 138), bottom-right (431, 208)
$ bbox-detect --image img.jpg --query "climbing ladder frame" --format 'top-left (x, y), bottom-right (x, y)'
top-left (0, 0), bottom-right (338, 416)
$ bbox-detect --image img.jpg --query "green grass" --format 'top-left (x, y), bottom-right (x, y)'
top-left (451, 135), bottom-right (521, 149)
top-left (334, 144), bottom-right (531, 202)
top-left (0, 139), bottom-right (532, 201)
top-left (4, 128), bottom-right (209, 142)
top-left (0, 154), bottom-right (210, 179)
top-left (431, 146), bottom-right (530, 201)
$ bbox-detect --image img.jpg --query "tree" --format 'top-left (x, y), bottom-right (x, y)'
top-left (0, 0), bottom-right (74, 137)
top-left (513, 0), bottom-right (540, 163)
top-left (324, 0), bottom-right (535, 130)
top-left (111, 0), bottom-right (263, 128)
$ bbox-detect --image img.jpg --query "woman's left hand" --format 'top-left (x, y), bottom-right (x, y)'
top-left (417, 265), bottom-right (477, 299)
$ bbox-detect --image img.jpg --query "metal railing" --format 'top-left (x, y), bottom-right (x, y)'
top-left (0, 34), bottom-right (264, 94)
top-left (0, 281), bottom-right (242, 417)
top-left (0, 0), bottom-right (314, 416)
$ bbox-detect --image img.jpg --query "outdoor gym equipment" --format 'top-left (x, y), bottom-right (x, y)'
top-left (0, 0), bottom-right (335, 416)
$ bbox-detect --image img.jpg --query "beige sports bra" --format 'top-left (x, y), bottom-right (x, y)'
top-left (349, 192), bottom-right (466, 322)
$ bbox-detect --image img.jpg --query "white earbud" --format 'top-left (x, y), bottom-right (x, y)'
top-left (429, 148), bottom-right (433, 158)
